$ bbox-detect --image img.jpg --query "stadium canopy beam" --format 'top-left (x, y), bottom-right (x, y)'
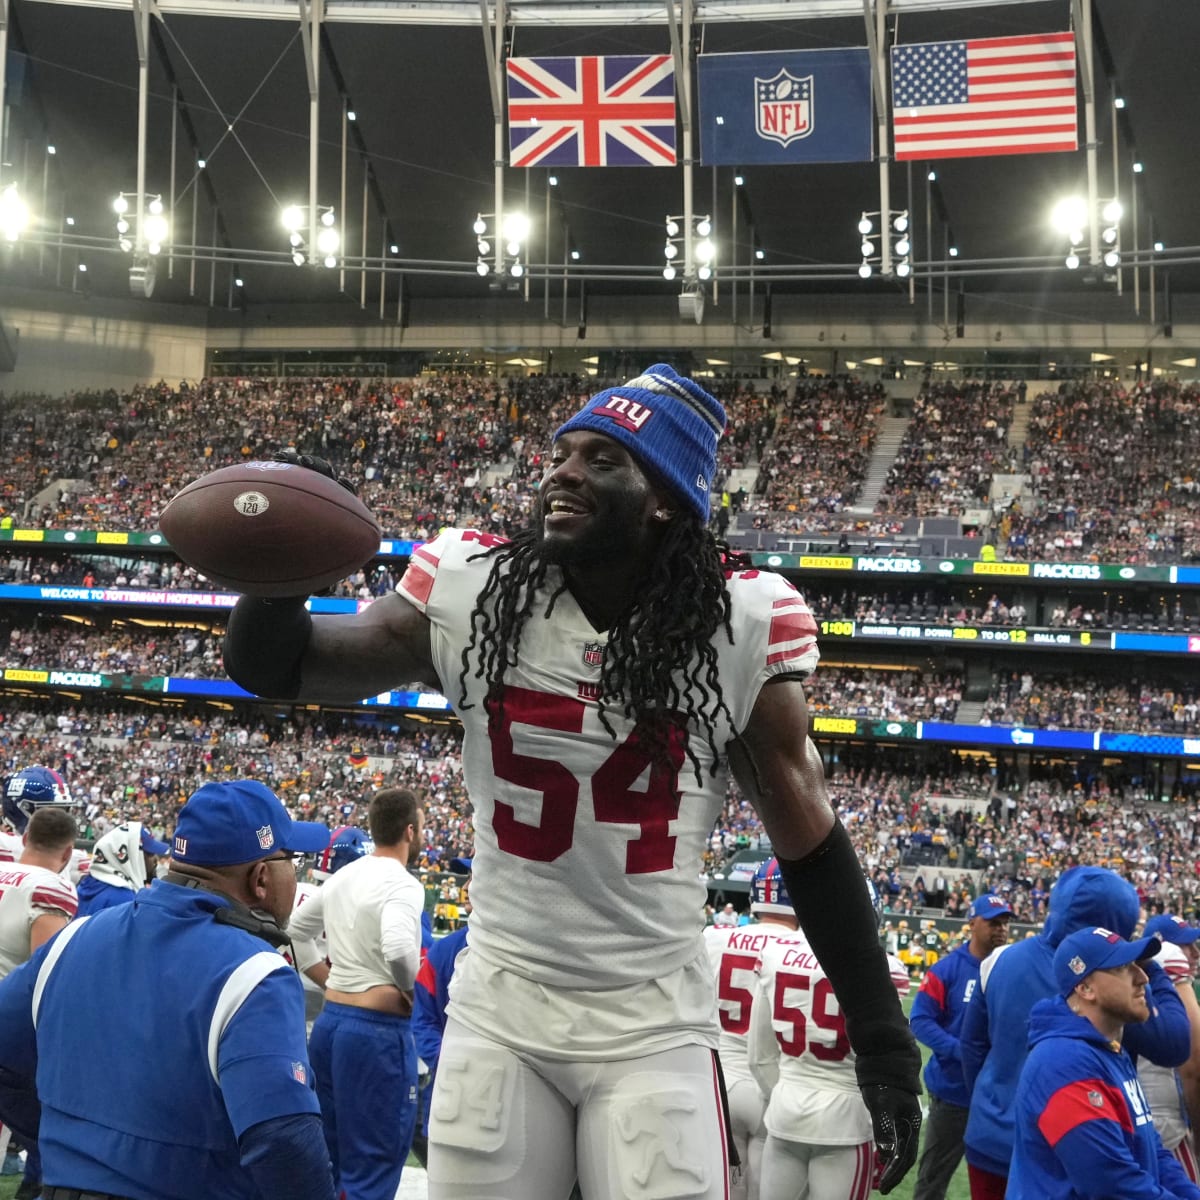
top-left (18, 0), bottom-right (1059, 27)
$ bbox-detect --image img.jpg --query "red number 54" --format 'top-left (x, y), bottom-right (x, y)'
top-left (487, 685), bottom-right (685, 874)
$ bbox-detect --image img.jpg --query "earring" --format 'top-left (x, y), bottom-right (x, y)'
top-left (654, 509), bottom-right (671, 521)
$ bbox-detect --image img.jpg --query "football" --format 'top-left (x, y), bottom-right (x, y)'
top-left (158, 461), bottom-right (382, 597)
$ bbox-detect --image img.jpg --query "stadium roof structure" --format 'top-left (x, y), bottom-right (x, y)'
top-left (4, 0), bottom-right (1199, 317)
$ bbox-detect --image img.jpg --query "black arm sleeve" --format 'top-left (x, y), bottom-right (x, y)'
top-left (777, 819), bottom-right (922, 1094)
top-left (223, 595), bottom-right (312, 700)
top-left (240, 1112), bottom-right (335, 1200)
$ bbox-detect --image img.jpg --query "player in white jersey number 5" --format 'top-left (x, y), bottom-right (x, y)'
top-left (224, 364), bottom-right (922, 1199)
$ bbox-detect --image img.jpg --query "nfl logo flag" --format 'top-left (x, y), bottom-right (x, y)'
top-left (506, 55), bottom-right (676, 168)
top-left (698, 48), bottom-right (873, 165)
top-left (891, 32), bottom-right (1078, 161)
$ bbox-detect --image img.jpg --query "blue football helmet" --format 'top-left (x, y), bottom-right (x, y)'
top-left (3, 766), bottom-right (75, 835)
top-left (750, 856), bottom-right (794, 916)
top-left (311, 825), bottom-right (373, 880)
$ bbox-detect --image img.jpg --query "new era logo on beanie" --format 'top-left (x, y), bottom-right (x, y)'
top-left (553, 364), bottom-right (726, 523)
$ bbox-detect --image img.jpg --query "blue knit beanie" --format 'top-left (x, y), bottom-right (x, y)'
top-left (553, 364), bottom-right (726, 523)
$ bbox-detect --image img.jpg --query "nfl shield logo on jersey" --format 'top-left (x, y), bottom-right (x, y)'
top-left (256, 825), bottom-right (275, 850)
top-left (755, 69), bottom-right (813, 147)
top-left (583, 641), bottom-right (604, 667)
top-left (292, 1061), bottom-right (307, 1084)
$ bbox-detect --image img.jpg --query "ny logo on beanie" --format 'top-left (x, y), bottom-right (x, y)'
top-left (598, 395), bottom-right (655, 432)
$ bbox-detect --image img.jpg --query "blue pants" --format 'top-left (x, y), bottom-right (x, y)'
top-left (308, 1002), bottom-right (417, 1200)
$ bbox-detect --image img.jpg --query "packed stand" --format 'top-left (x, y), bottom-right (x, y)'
top-left (875, 382), bottom-right (1022, 518)
top-left (806, 666), bottom-right (963, 722)
top-left (747, 378), bottom-right (884, 524)
top-left (982, 670), bottom-right (1200, 734)
top-left (1006, 379), bottom-right (1200, 564)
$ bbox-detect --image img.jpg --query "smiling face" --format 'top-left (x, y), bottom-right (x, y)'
top-left (536, 430), bottom-right (672, 568)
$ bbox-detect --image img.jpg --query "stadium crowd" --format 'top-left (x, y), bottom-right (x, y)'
top-left (5, 691), bottom-right (1200, 923)
top-left (1001, 379), bottom-right (1200, 564)
top-left (874, 381), bottom-right (1023, 518)
top-left (8, 374), bottom-right (1200, 573)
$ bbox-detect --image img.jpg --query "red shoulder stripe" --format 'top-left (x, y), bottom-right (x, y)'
top-left (1037, 1077), bottom-right (1132, 1147)
top-left (918, 970), bottom-right (947, 1009)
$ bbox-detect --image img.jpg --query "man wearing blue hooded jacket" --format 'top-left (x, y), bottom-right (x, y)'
top-left (959, 866), bottom-right (1190, 1199)
top-left (1008, 925), bottom-right (1200, 1200)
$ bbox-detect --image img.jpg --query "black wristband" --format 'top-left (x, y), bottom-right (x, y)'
top-left (223, 595), bottom-right (312, 700)
top-left (776, 820), bottom-right (921, 1095)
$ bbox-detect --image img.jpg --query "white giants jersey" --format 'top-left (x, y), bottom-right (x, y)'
top-left (705, 921), bottom-right (802, 1085)
top-left (1140, 941), bottom-right (1193, 1150)
top-left (399, 530), bottom-right (818, 1057)
top-left (0, 836), bottom-right (88, 888)
top-left (747, 930), bottom-right (871, 1146)
top-left (0, 832), bottom-right (23, 866)
top-left (0, 863), bottom-right (78, 978)
top-left (289, 880), bottom-right (329, 983)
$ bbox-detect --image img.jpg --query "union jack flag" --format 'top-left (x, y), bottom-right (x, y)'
top-left (506, 55), bottom-right (676, 168)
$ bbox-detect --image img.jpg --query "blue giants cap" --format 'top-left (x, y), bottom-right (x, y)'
top-left (968, 894), bottom-right (1012, 920)
top-left (1144, 914), bottom-right (1200, 946)
top-left (553, 364), bottom-right (726, 523)
top-left (1054, 926), bottom-right (1162, 996)
top-left (171, 780), bottom-right (331, 867)
top-left (138, 824), bottom-right (171, 856)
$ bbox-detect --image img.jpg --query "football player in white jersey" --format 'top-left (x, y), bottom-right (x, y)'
top-left (704, 858), bottom-right (802, 1200)
top-left (0, 766), bottom-right (76, 867)
top-left (747, 878), bottom-right (909, 1200)
top-left (225, 365), bottom-right (922, 1199)
top-left (0, 804), bottom-right (79, 1200)
top-left (1138, 913), bottom-right (1200, 1181)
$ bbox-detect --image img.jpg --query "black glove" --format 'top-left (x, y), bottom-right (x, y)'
top-left (861, 1083), bottom-right (922, 1194)
top-left (272, 448), bottom-right (357, 496)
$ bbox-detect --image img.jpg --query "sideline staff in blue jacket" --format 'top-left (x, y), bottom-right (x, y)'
top-left (0, 779), bottom-right (334, 1200)
top-left (960, 865), bottom-right (1190, 1198)
top-left (909, 893), bottom-right (1011, 1200)
top-left (1009, 926), bottom-right (1200, 1200)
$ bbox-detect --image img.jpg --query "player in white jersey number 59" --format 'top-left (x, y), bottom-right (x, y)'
top-left (225, 364), bottom-right (922, 1199)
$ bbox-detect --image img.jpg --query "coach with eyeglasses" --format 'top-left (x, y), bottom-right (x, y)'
top-left (0, 778), bottom-right (335, 1200)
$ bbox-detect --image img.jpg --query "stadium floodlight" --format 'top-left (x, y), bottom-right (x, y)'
top-left (390, 243), bottom-right (399, 254)
top-left (896, 260), bottom-right (911, 278)
top-left (570, 248), bottom-right (581, 261)
top-left (861, 240), bottom-right (875, 258)
top-left (734, 174), bottom-right (745, 187)
top-left (948, 246), bottom-right (959, 258)
top-left (662, 264), bottom-right (676, 280)
top-left (858, 216), bottom-right (873, 235)
top-left (476, 259), bottom-right (490, 276)
top-left (473, 216), bottom-right (487, 236)
top-left (320, 209), bottom-right (336, 228)
top-left (1132, 161), bottom-right (1144, 174)
top-left (477, 238), bottom-right (490, 256)
top-left (1102, 200), bottom-right (1123, 224)
top-left (1051, 196), bottom-right (1088, 236)
top-left (316, 227), bottom-right (340, 256)
top-left (927, 170), bottom-right (937, 182)
top-left (698, 265), bottom-right (712, 281)
top-left (1103, 249), bottom-right (1120, 269)
top-left (695, 217), bottom-right (712, 238)
top-left (113, 195), bottom-right (129, 215)
top-left (893, 213), bottom-right (909, 233)
top-left (1154, 240), bottom-right (1165, 252)
top-left (291, 250), bottom-right (305, 266)
top-left (894, 237), bottom-right (910, 257)
top-left (665, 218), bottom-right (680, 237)
top-left (1113, 97), bottom-right (1125, 109)
top-left (510, 261), bottom-right (524, 278)
top-left (695, 238), bottom-right (715, 264)
top-left (502, 212), bottom-right (531, 244)
top-left (664, 241), bottom-right (678, 260)
top-left (281, 206), bottom-right (305, 232)
top-left (755, 247), bottom-right (765, 261)
top-left (1065, 252), bottom-right (1080, 270)
top-left (858, 262), bottom-right (873, 278)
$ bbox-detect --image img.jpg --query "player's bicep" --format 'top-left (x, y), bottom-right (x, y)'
top-left (301, 591), bottom-right (441, 699)
top-left (727, 679), bottom-right (835, 860)
top-left (29, 912), bottom-right (69, 956)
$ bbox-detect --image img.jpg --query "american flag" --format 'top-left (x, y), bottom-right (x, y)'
top-left (506, 55), bottom-right (676, 168)
top-left (891, 32), bottom-right (1077, 161)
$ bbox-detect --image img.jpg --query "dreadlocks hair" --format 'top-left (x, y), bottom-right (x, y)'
top-left (457, 522), bottom-right (754, 785)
